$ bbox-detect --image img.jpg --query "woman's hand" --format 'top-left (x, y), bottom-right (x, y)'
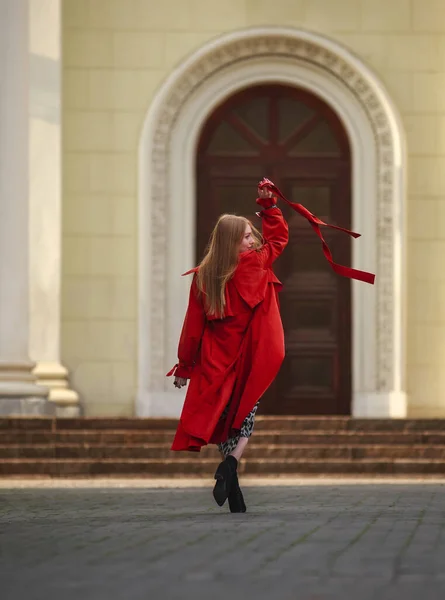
top-left (174, 376), bottom-right (187, 389)
top-left (257, 177), bottom-right (275, 199)
top-left (257, 182), bottom-right (277, 210)
top-left (257, 186), bottom-right (273, 199)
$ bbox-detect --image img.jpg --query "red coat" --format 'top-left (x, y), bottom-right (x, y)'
top-left (168, 208), bottom-right (289, 452)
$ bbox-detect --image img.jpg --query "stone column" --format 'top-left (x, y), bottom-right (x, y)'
top-left (29, 0), bottom-right (80, 416)
top-left (0, 0), bottom-right (51, 415)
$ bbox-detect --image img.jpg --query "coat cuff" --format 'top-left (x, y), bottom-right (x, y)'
top-left (256, 206), bottom-right (280, 218)
top-left (166, 363), bottom-right (194, 378)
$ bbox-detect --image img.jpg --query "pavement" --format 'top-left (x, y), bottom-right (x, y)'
top-left (1, 478), bottom-right (445, 600)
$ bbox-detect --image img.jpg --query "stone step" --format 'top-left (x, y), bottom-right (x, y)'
top-left (0, 417), bottom-right (178, 431)
top-left (4, 443), bottom-right (445, 460)
top-left (4, 416), bottom-right (445, 432)
top-left (2, 457), bottom-right (445, 477)
top-left (2, 430), bottom-right (445, 445)
top-left (253, 418), bottom-right (445, 432)
top-left (3, 416), bottom-right (445, 478)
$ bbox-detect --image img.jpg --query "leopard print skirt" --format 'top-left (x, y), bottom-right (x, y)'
top-left (216, 402), bottom-right (259, 457)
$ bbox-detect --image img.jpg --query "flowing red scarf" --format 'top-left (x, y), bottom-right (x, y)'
top-left (258, 178), bottom-right (375, 285)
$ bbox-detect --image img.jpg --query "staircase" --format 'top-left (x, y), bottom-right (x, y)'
top-left (2, 416), bottom-right (445, 477)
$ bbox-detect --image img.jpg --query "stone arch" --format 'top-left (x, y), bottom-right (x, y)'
top-left (137, 27), bottom-right (407, 418)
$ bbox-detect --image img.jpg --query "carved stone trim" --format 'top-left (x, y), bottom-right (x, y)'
top-left (147, 30), bottom-right (399, 396)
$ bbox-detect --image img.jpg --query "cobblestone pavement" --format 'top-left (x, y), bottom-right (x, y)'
top-left (1, 481), bottom-right (445, 600)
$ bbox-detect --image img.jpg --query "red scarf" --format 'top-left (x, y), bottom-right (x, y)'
top-left (258, 178), bottom-right (375, 285)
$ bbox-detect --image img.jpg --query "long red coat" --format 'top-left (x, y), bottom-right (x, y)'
top-left (168, 208), bottom-right (289, 452)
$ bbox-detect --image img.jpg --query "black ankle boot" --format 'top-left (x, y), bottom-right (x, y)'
top-left (228, 471), bottom-right (247, 513)
top-left (213, 455), bottom-right (238, 507)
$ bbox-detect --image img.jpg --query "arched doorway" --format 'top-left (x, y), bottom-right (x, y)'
top-left (196, 84), bottom-right (352, 415)
top-left (138, 28), bottom-right (407, 419)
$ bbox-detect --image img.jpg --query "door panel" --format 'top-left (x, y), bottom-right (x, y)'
top-left (196, 84), bottom-right (352, 415)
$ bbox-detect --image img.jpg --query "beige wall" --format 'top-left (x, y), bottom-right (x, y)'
top-left (61, 0), bottom-right (445, 416)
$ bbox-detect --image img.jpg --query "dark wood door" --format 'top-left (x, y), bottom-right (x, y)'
top-left (196, 85), bottom-right (352, 415)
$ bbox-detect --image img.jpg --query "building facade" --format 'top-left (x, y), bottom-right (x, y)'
top-left (1, 0), bottom-right (445, 419)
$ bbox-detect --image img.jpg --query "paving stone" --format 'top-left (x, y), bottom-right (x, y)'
top-left (1, 483), bottom-right (445, 599)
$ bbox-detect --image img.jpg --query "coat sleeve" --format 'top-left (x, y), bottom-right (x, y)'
top-left (255, 207), bottom-right (289, 268)
top-left (168, 276), bottom-right (205, 379)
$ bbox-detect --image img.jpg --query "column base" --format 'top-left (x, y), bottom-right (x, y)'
top-left (0, 396), bottom-right (55, 416)
top-left (353, 391), bottom-right (407, 418)
top-left (33, 361), bottom-right (81, 417)
top-left (0, 378), bottom-right (53, 416)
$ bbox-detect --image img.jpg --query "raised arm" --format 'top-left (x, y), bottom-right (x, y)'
top-left (255, 205), bottom-right (289, 268)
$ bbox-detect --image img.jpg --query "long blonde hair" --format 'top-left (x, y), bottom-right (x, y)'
top-left (196, 214), bottom-right (262, 318)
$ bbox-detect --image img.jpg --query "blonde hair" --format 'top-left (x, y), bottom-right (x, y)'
top-left (196, 214), bottom-right (262, 318)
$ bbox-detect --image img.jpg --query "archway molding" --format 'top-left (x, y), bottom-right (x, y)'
top-left (137, 27), bottom-right (407, 418)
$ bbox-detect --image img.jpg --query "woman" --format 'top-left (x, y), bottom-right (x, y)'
top-left (167, 178), bottom-right (289, 513)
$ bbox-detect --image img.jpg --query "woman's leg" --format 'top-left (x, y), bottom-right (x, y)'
top-left (214, 436), bottom-right (243, 507)
top-left (226, 404), bottom-right (259, 512)
top-left (217, 401), bottom-right (259, 459)
top-left (213, 402), bottom-right (259, 509)
top-left (229, 435), bottom-right (249, 461)
top-left (226, 437), bottom-right (248, 513)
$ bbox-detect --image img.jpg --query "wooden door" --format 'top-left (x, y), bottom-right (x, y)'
top-left (196, 85), bottom-right (352, 415)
